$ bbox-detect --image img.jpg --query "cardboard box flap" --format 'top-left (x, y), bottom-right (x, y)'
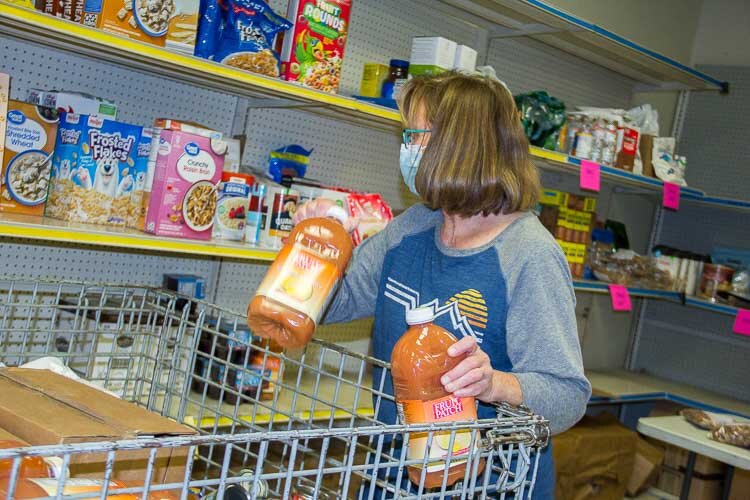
top-left (1, 369), bottom-right (194, 438)
top-left (0, 373), bottom-right (117, 443)
top-left (0, 426), bottom-right (28, 444)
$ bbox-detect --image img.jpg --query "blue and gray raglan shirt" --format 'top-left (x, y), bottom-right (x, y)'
top-left (323, 203), bottom-right (591, 496)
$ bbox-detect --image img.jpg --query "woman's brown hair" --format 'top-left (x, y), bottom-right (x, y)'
top-left (398, 72), bottom-right (540, 216)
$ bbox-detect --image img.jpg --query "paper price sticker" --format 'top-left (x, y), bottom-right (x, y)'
top-left (608, 284), bottom-right (632, 312)
top-left (579, 160), bottom-right (601, 192)
top-left (733, 309), bottom-right (750, 337)
top-left (663, 182), bottom-right (680, 210)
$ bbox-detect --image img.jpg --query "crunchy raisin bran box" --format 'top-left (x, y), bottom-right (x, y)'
top-left (145, 130), bottom-right (225, 240)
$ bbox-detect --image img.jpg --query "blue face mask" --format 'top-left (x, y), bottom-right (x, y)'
top-left (399, 144), bottom-right (423, 195)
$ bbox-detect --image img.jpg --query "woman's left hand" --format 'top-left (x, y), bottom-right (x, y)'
top-left (440, 335), bottom-right (496, 402)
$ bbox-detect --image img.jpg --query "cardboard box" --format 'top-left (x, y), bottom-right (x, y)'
top-left (729, 468), bottom-right (750, 500)
top-left (128, 126), bottom-right (155, 228)
top-left (626, 436), bottom-right (664, 496)
top-left (87, 0), bottom-right (174, 46)
top-left (0, 368), bottom-right (195, 484)
top-left (662, 443), bottom-right (726, 476)
top-left (657, 468), bottom-right (723, 500)
top-left (45, 113), bottom-right (143, 226)
top-left (409, 37), bottom-right (457, 77)
top-left (145, 129), bottom-right (225, 240)
top-left (453, 44), bottom-right (477, 72)
top-left (0, 73), bottom-right (10, 187)
top-left (0, 426), bottom-right (28, 443)
top-left (165, 0), bottom-right (198, 54)
top-left (27, 90), bottom-right (117, 120)
top-left (359, 63), bottom-right (390, 98)
top-left (1, 100), bottom-right (59, 216)
top-left (553, 414), bottom-right (637, 500)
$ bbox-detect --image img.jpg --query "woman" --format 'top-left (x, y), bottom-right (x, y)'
top-left (285, 72), bottom-right (589, 498)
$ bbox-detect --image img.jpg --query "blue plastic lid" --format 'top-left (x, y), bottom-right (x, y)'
top-left (390, 59), bottom-right (410, 69)
top-left (591, 229), bottom-right (614, 245)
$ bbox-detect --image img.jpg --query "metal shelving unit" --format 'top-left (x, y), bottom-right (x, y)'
top-left (441, 0), bottom-right (727, 92)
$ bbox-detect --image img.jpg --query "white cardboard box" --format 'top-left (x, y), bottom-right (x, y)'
top-left (453, 45), bottom-right (478, 72)
top-left (410, 37), bottom-right (457, 69)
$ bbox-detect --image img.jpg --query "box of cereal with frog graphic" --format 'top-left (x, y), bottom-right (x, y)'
top-left (145, 129), bottom-right (225, 240)
top-left (47, 113), bottom-right (142, 225)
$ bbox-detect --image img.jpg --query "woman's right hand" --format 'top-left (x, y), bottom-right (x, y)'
top-left (292, 198), bottom-right (359, 233)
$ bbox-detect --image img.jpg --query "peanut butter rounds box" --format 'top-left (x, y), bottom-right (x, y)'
top-left (1, 100), bottom-right (59, 216)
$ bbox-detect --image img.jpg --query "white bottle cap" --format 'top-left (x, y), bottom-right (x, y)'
top-left (325, 205), bottom-right (349, 225)
top-left (406, 306), bottom-right (435, 325)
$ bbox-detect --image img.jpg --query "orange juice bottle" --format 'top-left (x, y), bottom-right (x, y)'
top-left (247, 206), bottom-right (353, 348)
top-left (391, 307), bottom-right (485, 488)
top-left (0, 478), bottom-right (138, 499)
top-left (0, 439), bottom-right (62, 479)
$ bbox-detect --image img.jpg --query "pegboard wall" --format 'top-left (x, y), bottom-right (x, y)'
top-left (679, 65), bottom-right (750, 199)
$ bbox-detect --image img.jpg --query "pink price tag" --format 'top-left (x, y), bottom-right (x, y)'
top-left (608, 284), bottom-right (632, 312)
top-left (733, 309), bottom-right (750, 336)
top-left (579, 160), bottom-right (601, 192)
top-left (663, 182), bottom-right (681, 210)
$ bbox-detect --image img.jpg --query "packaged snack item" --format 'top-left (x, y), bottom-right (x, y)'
top-left (213, 171), bottom-right (254, 241)
top-left (391, 307), bottom-right (484, 488)
top-left (128, 127), bottom-right (155, 228)
top-left (260, 184), bottom-right (298, 249)
top-left (153, 118), bottom-right (222, 139)
top-left (196, 0), bottom-right (291, 77)
top-left (47, 113), bottom-right (142, 225)
top-left (358, 63), bottom-right (389, 98)
top-left (165, 0), bottom-right (198, 53)
top-left (348, 192), bottom-right (393, 246)
top-left (145, 129), bottom-right (225, 240)
top-left (86, 0), bottom-right (176, 46)
top-left (280, 0), bottom-right (352, 93)
top-left (267, 144), bottom-right (311, 184)
top-left (245, 181), bottom-right (267, 245)
top-left (247, 205), bottom-right (353, 348)
top-left (408, 36), bottom-right (456, 77)
top-left (27, 90), bottom-right (117, 120)
top-left (1, 101), bottom-right (59, 216)
top-left (135, 129), bottom-right (162, 230)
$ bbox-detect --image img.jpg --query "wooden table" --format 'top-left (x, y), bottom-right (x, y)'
top-left (638, 415), bottom-right (750, 500)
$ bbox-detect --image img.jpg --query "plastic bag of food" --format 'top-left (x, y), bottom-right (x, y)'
top-left (514, 91), bottom-right (566, 148)
top-left (267, 144), bottom-right (313, 183)
top-left (348, 192), bottom-right (393, 246)
top-left (710, 423), bottom-right (750, 449)
top-left (681, 408), bottom-right (736, 430)
top-left (196, 0), bottom-right (291, 77)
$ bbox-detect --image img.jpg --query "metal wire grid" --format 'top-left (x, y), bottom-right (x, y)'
top-left (0, 278), bottom-right (549, 499)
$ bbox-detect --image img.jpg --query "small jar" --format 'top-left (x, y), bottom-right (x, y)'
top-left (699, 263), bottom-right (735, 302)
top-left (381, 59), bottom-right (410, 100)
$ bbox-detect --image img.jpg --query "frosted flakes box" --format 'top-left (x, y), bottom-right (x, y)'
top-left (46, 113), bottom-right (143, 226)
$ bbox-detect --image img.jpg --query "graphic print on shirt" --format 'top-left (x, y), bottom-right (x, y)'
top-left (384, 277), bottom-right (484, 344)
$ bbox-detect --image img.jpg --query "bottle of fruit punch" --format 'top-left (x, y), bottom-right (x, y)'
top-left (391, 307), bottom-right (485, 488)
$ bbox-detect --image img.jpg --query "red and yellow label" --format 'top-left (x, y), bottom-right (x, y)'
top-left (398, 395), bottom-right (478, 472)
top-left (256, 242), bottom-right (340, 324)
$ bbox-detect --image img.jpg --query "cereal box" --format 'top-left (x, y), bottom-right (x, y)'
top-left (46, 113), bottom-right (143, 226)
top-left (85, 0), bottom-right (175, 46)
top-left (280, 0), bottom-right (352, 94)
top-left (1, 101), bottom-right (59, 216)
top-left (165, 0), bottom-right (198, 54)
top-left (128, 127), bottom-right (154, 228)
top-left (145, 130), bottom-right (225, 240)
top-left (0, 73), bottom-right (9, 176)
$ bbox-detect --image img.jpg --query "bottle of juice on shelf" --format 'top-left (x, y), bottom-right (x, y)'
top-left (391, 307), bottom-right (485, 488)
top-left (247, 206), bottom-right (353, 348)
top-left (0, 478), bottom-right (137, 499)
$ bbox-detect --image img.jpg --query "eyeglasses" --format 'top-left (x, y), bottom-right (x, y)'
top-left (402, 129), bottom-right (432, 146)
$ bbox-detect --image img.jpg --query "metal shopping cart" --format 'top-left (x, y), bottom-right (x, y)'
top-left (0, 279), bottom-right (549, 499)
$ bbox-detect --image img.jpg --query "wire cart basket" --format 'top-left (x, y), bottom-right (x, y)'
top-left (0, 279), bottom-right (549, 499)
